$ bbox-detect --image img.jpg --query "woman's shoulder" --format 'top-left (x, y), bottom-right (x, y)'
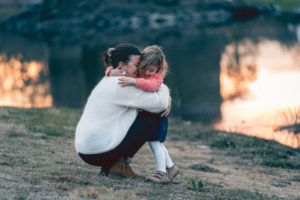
top-left (90, 76), bottom-right (119, 94)
top-left (98, 76), bottom-right (119, 85)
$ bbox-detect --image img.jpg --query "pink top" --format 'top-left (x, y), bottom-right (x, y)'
top-left (136, 74), bottom-right (163, 92)
top-left (105, 67), bottom-right (163, 92)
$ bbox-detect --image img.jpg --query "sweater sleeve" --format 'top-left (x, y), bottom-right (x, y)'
top-left (136, 74), bottom-right (163, 92)
top-left (114, 82), bottom-right (170, 113)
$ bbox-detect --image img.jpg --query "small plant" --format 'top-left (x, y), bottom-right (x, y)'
top-left (15, 191), bottom-right (28, 200)
top-left (49, 171), bottom-right (62, 176)
top-left (15, 195), bottom-right (26, 200)
top-left (187, 178), bottom-right (204, 191)
top-left (30, 178), bottom-right (41, 185)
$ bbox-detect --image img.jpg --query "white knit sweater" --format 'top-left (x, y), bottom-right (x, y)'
top-left (75, 76), bottom-right (170, 154)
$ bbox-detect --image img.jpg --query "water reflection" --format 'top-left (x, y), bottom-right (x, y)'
top-left (219, 39), bottom-right (258, 100)
top-left (47, 46), bottom-right (93, 108)
top-left (215, 40), bottom-right (300, 148)
top-left (0, 54), bottom-right (52, 108)
top-left (159, 32), bottom-right (223, 124)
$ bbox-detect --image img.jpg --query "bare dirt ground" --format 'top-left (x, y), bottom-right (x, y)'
top-left (0, 107), bottom-right (300, 200)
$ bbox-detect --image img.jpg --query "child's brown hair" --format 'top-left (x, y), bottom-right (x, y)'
top-left (138, 45), bottom-right (168, 78)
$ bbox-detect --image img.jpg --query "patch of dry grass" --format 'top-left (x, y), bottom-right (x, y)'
top-left (0, 107), bottom-right (299, 199)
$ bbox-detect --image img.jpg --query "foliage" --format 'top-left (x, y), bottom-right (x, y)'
top-left (236, 0), bottom-right (300, 11)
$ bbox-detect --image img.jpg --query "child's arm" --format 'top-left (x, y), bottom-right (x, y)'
top-left (118, 74), bottom-right (163, 92)
top-left (136, 74), bottom-right (163, 92)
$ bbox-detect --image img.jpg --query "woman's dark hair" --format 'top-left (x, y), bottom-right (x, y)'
top-left (103, 44), bottom-right (141, 68)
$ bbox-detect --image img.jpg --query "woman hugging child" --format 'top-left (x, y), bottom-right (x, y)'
top-left (105, 45), bottom-right (179, 183)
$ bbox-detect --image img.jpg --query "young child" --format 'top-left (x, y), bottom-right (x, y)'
top-left (105, 45), bottom-right (179, 183)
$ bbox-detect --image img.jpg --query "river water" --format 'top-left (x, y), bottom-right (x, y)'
top-left (0, 16), bottom-right (300, 148)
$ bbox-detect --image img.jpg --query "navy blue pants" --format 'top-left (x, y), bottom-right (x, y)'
top-left (79, 111), bottom-right (164, 172)
top-left (149, 116), bottom-right (168, 142)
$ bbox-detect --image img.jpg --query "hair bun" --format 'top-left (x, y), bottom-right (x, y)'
top-left (103, 44), bottom-right (140, 68)
top-left (108, 48), bottom-right (115, 57)
top-left (107, 48), bottom-right (115, 66)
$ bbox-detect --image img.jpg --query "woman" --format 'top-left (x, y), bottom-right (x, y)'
top-left (75, 44), bottom-right (170, 178)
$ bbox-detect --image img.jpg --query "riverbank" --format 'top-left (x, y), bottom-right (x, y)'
top-left (0, 107), bottom-right (299, 199)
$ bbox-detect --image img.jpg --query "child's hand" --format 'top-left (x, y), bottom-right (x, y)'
top-left (161, 97), bottom-right (172, 117)
top-left (110, 69), bottom-right (123, 76)
top-left (118, 77), bottom-right (137, 87)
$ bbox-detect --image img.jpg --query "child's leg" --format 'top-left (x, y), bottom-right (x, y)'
top-left (149, 141), bottom-right (167, 172)
top-left (161, 143), bottom-right (174, 168)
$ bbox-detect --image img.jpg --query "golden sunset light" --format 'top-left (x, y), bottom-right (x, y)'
top-left (0, 54), bottom-right (52, 108)
top-left (216, 40), bottom-right (300, 148)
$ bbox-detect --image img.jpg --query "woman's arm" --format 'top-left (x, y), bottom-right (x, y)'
top-left (161, 96), bottom-right (172, 117)
top-left (114, 83), bottom-right (170, 113)
top-left (105, 66), bottom-right (124, 77)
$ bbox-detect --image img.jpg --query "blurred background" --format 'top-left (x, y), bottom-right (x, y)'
top-left (0, 0), bottom-right (300, 147)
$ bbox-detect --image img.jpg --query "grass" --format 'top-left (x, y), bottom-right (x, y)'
top-left (0, 107), bottom-right (82, 138)
top-left (0, 107), bottom-right (299, 199)
top-left (168, 118), bottom-right (300, 169)
top-left (1, 107), bottom-right (299, 171)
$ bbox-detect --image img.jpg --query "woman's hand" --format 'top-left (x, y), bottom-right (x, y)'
top-left (161, 97), bottom-right (172, 117)
top-left (110, 69), bottom-right (123, 76)
top-left (118, 77), bottom-right (137, 87)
